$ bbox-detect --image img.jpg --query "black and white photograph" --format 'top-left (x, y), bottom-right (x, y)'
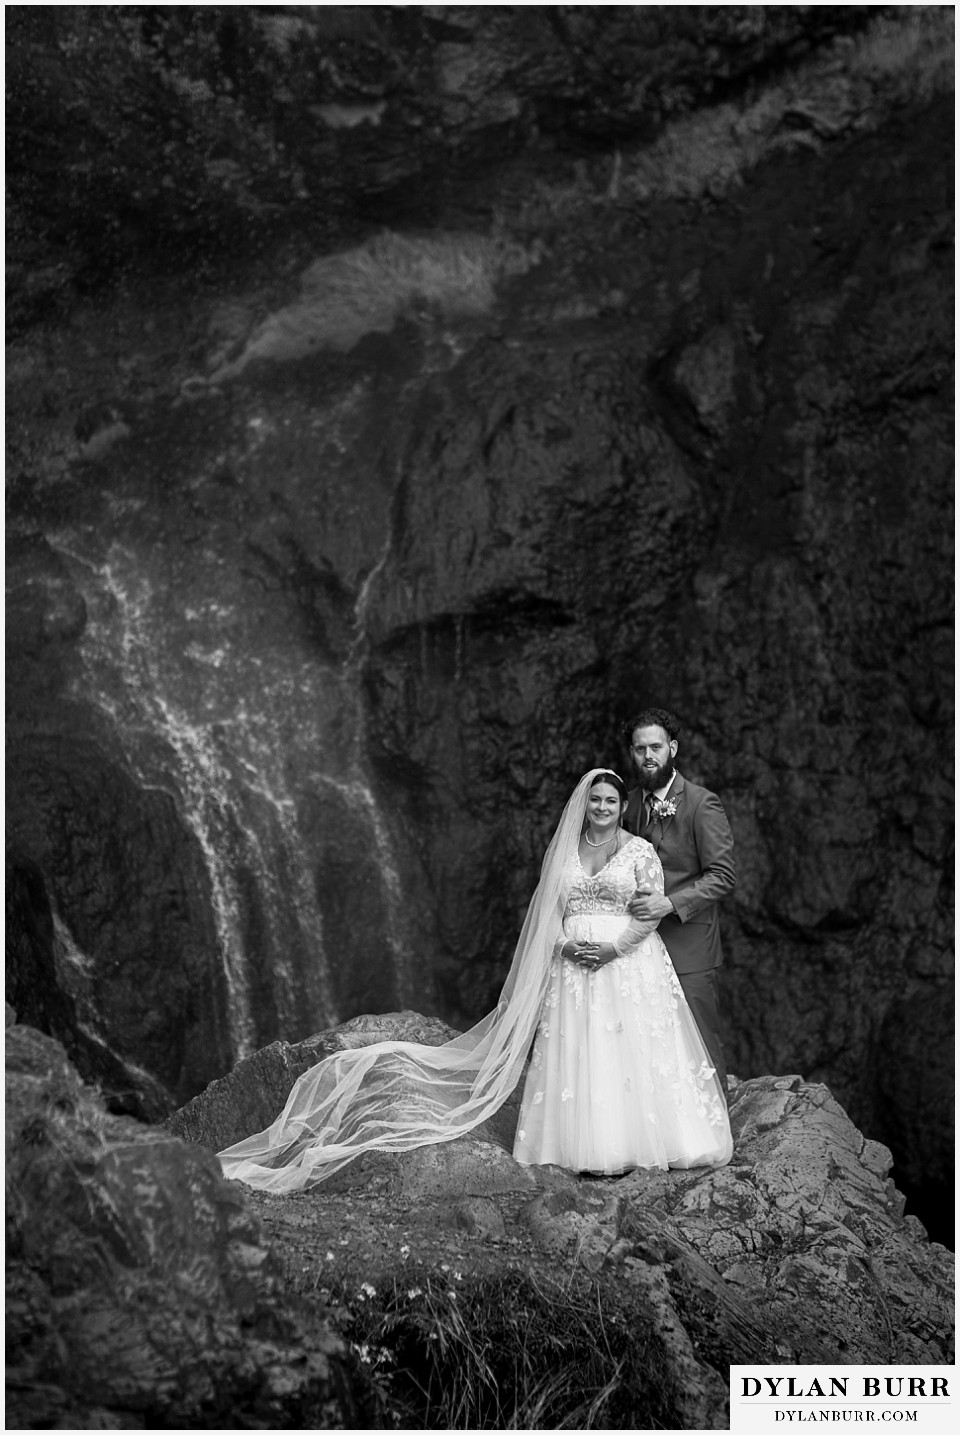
top-left (5, 3), bottom-right (954, 1430)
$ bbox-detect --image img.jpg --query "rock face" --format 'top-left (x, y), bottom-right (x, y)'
top-left (6, 5), bottom-right (884, 311)
top-left (5, 6), bottom-right (954, 1237)
top-left (5, 1013), bottom-right (380, 1430)
top-left (172, 1010), bottom-right (953, 1417)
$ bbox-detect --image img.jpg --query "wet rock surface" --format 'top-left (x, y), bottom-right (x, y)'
top-left (5, 7), bottom-right (954, 1242)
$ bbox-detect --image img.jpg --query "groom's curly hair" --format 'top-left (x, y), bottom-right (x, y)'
top-left (621, 707), bottom-right (681, 743)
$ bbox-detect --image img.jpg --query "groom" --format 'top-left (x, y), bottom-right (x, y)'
top-left (622, 707), bottom-right (735, 1098)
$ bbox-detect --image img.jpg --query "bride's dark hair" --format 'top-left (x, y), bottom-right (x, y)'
top-left (590, 769), bottom-right (627, 802)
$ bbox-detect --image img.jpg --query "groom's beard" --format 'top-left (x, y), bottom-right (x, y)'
top-left (635, 756), bottom-right (675, 793)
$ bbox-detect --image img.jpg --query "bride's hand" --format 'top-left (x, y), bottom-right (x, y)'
top-left (562, 940), bottom-right (599, 968)
top-left (563, 941), bottom-right (617, 971)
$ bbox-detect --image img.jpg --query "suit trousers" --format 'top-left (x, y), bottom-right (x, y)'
top-left (677, 968), bottom-right (728, 1103)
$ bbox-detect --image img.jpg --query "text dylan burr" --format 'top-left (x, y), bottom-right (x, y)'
top-left (741, 1378), bottom-right (949, 1399)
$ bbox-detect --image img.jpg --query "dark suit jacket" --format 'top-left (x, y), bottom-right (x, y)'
top-left (623, 772), bottom-right (735, 975)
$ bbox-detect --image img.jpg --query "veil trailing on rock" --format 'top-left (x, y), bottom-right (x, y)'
top-left (218, 770), bottom-right (613, 1192)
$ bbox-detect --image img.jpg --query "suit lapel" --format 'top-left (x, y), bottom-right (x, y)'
top-left (654, 773), bottom-right (685, 845)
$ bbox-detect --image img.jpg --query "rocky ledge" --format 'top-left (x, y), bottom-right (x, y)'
top-left (7, 1009), bottom-right (954, 1430)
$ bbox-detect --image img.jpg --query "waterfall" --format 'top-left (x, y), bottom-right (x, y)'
top-left (51, 911), bottom-right (175, 1110)
top-left (316, 771), bottom-right (412, 1002)
top-left (335, 529), bottom-right (415, 1005)
top-left (52, 910), bottom-right (96, 988)
top-left (44, 502), bottom-right (420, 1074)
top-left (48, 537), bottom-right (340, 1060)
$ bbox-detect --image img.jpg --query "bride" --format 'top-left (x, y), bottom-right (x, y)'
top-left (218, 769), bottom-right (732, 1191)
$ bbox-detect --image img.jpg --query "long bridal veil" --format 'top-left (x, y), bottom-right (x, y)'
top-left (218, 770), bottom-right (614, 1191)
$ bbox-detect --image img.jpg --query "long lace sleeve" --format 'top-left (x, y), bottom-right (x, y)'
top-left (612, 844), bottom-right (665, 958)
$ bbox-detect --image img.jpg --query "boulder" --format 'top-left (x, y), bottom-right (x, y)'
top-left (617, 1075), bottom-right (954, 1366)
top-left (5, 1018), bottom-right (380, 1430)
top-left (167, 1009), bottom-right (469, 1152)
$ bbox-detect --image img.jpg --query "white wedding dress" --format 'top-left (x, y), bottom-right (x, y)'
top-left (513, 836), bottom-right (732, 1173)
top-left (217, 774), bottom-right (731, 1193)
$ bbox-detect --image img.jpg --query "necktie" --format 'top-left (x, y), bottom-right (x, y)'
top-left (643, 794), bottom-right (655, 834)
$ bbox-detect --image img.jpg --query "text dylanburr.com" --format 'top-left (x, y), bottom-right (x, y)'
top-left (730, 1368), bottom-right (953, 1434)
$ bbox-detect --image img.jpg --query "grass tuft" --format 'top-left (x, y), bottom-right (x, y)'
top-left (316, 1265), bottom-right (679, 1430)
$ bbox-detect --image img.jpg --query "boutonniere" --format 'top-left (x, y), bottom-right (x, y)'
top-left (651, 797), bottom-right (678, 819)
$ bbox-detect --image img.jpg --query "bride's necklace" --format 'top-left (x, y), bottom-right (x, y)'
top-left (584, 827), bottom-right (618, 848)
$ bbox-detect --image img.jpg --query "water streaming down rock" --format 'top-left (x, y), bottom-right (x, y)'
top-left (334, 529), bottom-right (416, 1006)
top-left (50, 911), bottom-right (176, 1113)
top-left (37, 495), bottom-right (425, 1082)
top-left (316, 772), bottom-right (412, 1002)
top-left (45, 535), bottom-right (345, 1059)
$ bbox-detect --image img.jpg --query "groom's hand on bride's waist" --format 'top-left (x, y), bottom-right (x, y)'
top-left (628, 888), bottom-right (675, 922)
